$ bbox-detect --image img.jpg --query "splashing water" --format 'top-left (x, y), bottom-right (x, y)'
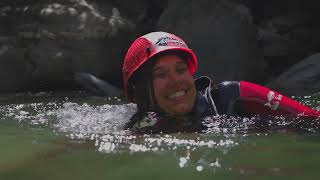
top-left (0, 92), bottom-right (241, 172)
top-left (0, 97), bottom-right (136, 130)
top-left (0, 91), bottom-right (319, 174)
top-left (53, 102), bottom-right (136, 133)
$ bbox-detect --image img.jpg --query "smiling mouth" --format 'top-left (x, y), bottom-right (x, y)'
top-left (168, 90), bottom-right (187, 99)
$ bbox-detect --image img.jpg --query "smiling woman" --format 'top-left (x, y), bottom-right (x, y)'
top-left (152, 54), bottom-right (197, 116)
top-left (122, 31), bottom-right (319, 134)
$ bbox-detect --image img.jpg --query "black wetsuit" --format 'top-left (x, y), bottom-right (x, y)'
top-left (126, 76), bottom-right (242, 134)
top-left (74, 73), bottom-right (319, 134)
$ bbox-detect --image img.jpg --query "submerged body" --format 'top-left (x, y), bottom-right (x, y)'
top-left (75, 31), bottom-right (319, 134)
top-left (120, 30), bottom-right (319, 133)
top-left (126, 76), bottom-right (319, 134)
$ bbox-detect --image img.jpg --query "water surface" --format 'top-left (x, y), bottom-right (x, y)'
top-left (0, 92), bottom-right (319, 179)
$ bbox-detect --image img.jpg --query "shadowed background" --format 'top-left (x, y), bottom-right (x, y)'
top-left (0, 0), bottom-right (319, 95)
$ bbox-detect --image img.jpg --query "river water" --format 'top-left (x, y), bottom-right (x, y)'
top-left (0, 92), bottom-right (319, 179)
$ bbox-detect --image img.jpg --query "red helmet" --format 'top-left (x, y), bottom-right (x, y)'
top-left (123, 31), bottom-right (198, 101)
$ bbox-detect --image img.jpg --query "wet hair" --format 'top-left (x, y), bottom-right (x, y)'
top-left (129, 59), bottom-right (155, 113)
top-left (128, 50), bottom-right (191, 114)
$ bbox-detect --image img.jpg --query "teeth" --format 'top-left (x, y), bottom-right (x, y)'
top-left (169, 91), bottom-right (186, 99)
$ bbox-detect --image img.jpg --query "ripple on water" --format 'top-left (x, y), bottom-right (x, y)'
top-left (0, 92), bottom-right (319, 173)
top-left (0, 98), bottom-right (239, 172)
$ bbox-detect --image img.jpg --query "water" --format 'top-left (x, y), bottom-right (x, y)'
top-left (0, 91), bottom-right (319, 179)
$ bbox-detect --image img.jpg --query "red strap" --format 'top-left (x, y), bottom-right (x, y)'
top-left (239, 81), bottom-right (320, 117)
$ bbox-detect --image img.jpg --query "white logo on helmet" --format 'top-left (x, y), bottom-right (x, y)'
top-left (155, 36), bottom-right (187, 47)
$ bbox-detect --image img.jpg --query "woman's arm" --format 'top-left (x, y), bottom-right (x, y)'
top-left (239, 81), bottom-right (319, 117)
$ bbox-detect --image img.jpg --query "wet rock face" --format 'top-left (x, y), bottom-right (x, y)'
top-left (0, 0), bottom-right (320, 95)
top-left (0, 0), bottom-right (142, 91)
top-left (0, 47), bottom-right (29, 91)
top-left (267, 53), bottom-right (320, 96)
top-left (247, 0), bottom-right (320, 83)
top-left (157, 0), bottom-right (263, 82)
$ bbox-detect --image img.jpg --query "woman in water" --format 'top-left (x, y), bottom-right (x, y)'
top-left (122, 31), bottom-right (319, 133)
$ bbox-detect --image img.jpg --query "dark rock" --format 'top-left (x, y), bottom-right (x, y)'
top-left (1, 0), bottom-right (320, 94)
top-left (0, 0), bottom-right (144, 91)
top-left (0, 46), bottom-right (30, 91)
top-left (253, 0), bottom-right (320, 83)
top-left (157, 0), bottom-right (263, 83)
top-left (267, 53), bottom-right (320, 95)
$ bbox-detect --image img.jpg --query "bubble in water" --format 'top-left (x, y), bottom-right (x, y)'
top-left (210, 158), bottom-right (221, 168)
top-left (196, 165), bottom-right (203, 172)
top-left (179, 157), bottom-right (188, 167)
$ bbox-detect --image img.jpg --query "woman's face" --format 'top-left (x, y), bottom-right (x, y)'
top-left (152, 54), bottom-right (197, 116)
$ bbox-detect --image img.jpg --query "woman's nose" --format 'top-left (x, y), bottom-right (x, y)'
top-left (168, 71), bottom-right (181, 84)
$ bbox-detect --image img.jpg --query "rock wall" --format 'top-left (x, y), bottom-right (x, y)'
top-left (0, 0), bottom-right (319, 95)
top-left (157, 0), bottom-right (263, 82)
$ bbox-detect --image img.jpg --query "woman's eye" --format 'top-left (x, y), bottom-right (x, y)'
top-left (153, 71), bottom-right (166, 79)
top-left (177, 66), bottom-right (188, 74)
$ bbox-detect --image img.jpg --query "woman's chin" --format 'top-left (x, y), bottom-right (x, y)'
top-left (167, 104), bottom-right (194, 116)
